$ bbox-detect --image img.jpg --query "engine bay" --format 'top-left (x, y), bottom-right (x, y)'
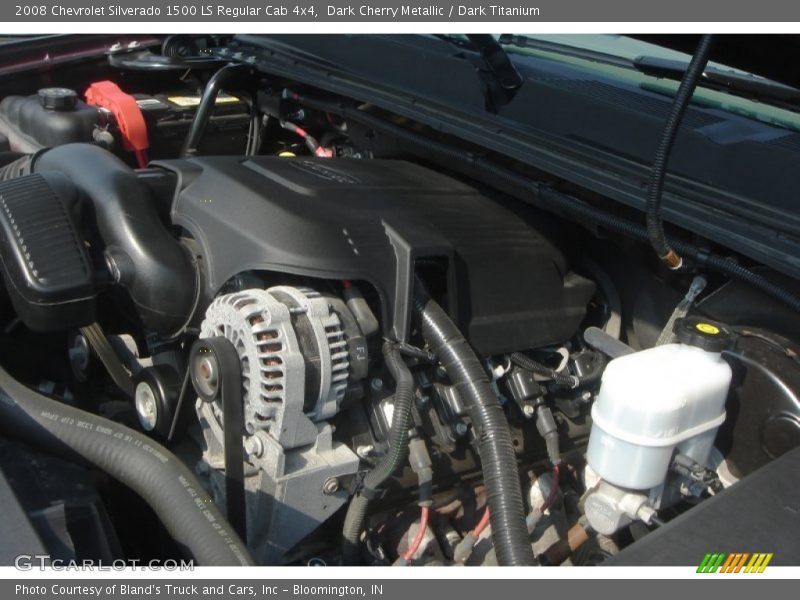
top-left (0, 35), bottom-right (798, 567)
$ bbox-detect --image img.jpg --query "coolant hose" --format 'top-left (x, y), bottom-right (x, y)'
top-left (342, 342), bottom-right (415, 564)
top-left (645, 34), bottom-right (714, 269)
top-left (0, 366), bottom-right (253, 566)
top-left (413, 288), bottom-right (536, 566)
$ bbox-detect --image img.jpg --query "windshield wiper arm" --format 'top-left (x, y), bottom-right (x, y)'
top-left (496, 34), bottom-right (634, 69)
top-left (633, 55), bottom-right (800, 108)
top-left (458, 34), bottom-right (523, 111)
top-left (496, 34), bottom-right (800, 110)
top-left (466, 34), bottom-right (524, 92)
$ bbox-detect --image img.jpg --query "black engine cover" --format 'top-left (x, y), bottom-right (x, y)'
top-left (158, 156), bottom-right (594, 354)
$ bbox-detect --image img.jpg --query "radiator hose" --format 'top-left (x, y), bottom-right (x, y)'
top-left (0, 366), bottom-right (253, 566)
top-left (413, 286), bottom-right (536, 566)
top-left (341, 341), bottom-right (415, 564)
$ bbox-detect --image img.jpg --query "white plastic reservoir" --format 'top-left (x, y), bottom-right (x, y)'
top-left (587, 342), bottom-right (732, 490)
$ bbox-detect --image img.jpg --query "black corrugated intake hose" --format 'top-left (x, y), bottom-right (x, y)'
top-left (0, 365), bottom-right (253, 566)
top-left (413, 286), bottom-right (536, 566)
top-left (645, 34), bottom-right (714, 269)
top-left (341, 341), bottom-right (415, 565)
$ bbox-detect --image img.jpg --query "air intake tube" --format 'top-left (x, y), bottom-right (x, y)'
top-left (413, 283), bottom-right (536, 566)
top-left (32, 144), bottom-right (197, 335)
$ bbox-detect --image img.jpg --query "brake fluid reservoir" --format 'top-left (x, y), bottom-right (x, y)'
top-left (587, 318), bottom-right (733, 490)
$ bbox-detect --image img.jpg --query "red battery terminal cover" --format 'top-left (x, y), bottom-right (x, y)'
top-left (85, 81), bottom-right (149, 167)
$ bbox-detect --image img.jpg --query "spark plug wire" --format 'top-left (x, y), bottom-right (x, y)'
top-left (402, 506), bottom-right (431, 563)
top-left (541, 464), bottom-right (560, 513)
top-left (473, 508), bottom-right (491, 537)
top-left (453, 466), bottom-right (559, 565)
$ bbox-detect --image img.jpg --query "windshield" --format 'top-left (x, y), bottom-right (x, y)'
top-left (503, 35), bottom-right (747, 71)
top-left (461, 34), bottom-right (800, 131)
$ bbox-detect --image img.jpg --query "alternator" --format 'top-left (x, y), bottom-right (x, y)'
top-left (199, 286), bottom-right (349, 449)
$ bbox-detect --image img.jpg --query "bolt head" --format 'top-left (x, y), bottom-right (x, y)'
top-left (523, 404), bottom-right (536, 417)
top-left (356, 444), bottom-right (374, 459)
top-left (68, 334), bottom-right (91, 380)
top-left (455, 422), bottom-right (468, 436)
top-left (104, 251), bottom-right (122, 283)
top-left (244, 435), bottom-right (264, 458)
top-left (192, 352), bottom-right (219, 400)
top-left (134, 381), bottom-right (158, 432)
top-left (322, 477), bottom-right (340, 495)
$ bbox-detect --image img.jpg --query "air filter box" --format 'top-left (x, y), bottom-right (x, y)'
top-left (0, 172), bottom-right (96, 331)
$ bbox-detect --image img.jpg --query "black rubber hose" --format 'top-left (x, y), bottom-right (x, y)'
top-left (181, 63), bottom-right (252, 158)
top-left (33, 144), bottom-right (198, 335)
top-left (676, 246), bottom-right (800, 313)
top-left (413, 288), bottom-right (535, 566)
top-left (645, 34), bottom-right (714, 269)
top-left (340, 494), bottom-right (369, 565)
top-left (341, 341), bottom-right (415, 565)
top-left (0, 366), bottom-right (253, 566)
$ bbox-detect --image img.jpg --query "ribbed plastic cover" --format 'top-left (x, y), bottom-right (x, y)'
top-left (0, 172), bottom-right (95, 330)
top-left (160, 155), bottom-right (596, 355)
